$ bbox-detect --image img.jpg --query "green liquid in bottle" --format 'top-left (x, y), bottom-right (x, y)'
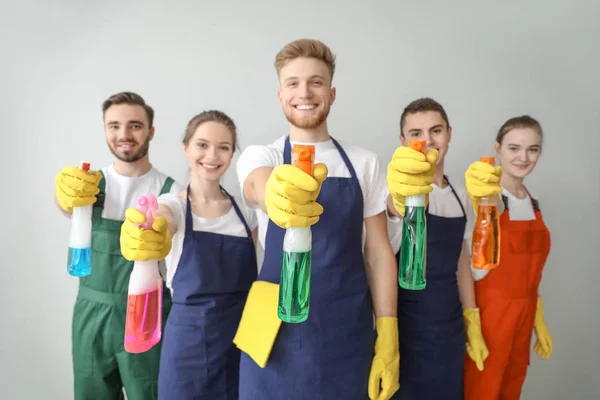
top-left (399, 200), bottom-right (427, 290)
top-left (278, 250), bottom-right (312, 323)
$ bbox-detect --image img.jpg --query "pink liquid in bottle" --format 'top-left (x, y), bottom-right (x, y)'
top-left (124, 278), bottom-right (163, 353)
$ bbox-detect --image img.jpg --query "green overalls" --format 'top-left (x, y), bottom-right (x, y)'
top-left (72, 171), bottom-right (174, 400)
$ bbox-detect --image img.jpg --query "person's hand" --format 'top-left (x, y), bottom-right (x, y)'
top-left (533, 297), bottom-right (553, 360)
top-left (464, 308), bottom-right (490, 371)
top-left (120, 208), bottom-right (172, 261)
top-left (387, 146), bottom-right (438, 216)
top-left (55, 166), bottom-right (103, 213)
top-left (368, 317), bottom-right (400, 400)
top-left (264, 163), bottom-right (328, 228)
top-left (465, 160), bottom-right (503, 214)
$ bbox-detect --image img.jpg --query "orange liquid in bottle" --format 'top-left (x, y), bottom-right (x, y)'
top-left (471, 203), bottom-right (501, 270)
top-left (471, 156), bottom-right (501, 270)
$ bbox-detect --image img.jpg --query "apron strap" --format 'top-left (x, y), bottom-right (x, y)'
top-left (221, 186), bottom-right (253, 238)
top-left (283, 136), bottom-right (357, 179)
top-left (184, 185), bottom-right (194, 235)
top-left (501, 189), bottom-right (540, 213)
top-left (331, 137), bottom-right (357, 179)
top-left (501, 194), bottom-right (509, 210)
top-left (93, 170), bottom-right (106, 220)
top-left (160, 177), bottom-right (175, 195)
top-left (523, 187), bottom-right (541, 212)
top-left (445, 175), bottom-right (467, 218)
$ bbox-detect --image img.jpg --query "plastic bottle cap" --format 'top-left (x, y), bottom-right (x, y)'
top-left (292, 144), bottom-right (315, 176)
top-left (80, 161), bottom-right (91, 171)
top-left (408, 140), bottom-right (427, 154)
top-left (480, 157), bottom-right (495, 166)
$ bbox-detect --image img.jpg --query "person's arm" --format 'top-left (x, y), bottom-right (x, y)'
top-left (457, 239), bottom-right (477, 309)
top-left (386, 194), bottom-right (401, 218)
top-left (364, 212), bottom-right (398, 317)
top-left (251, 228), bottom-right (258, 247)
top-left (155, 192), bottom-right (185, 236)
top-left (242, 167), bottom-right (273, 213)
top-left (155, 204), bottom-right (178, 235)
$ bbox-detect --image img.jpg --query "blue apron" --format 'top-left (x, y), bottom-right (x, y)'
top-left (392, 176), bottom-right (466, 400)
top-left (239, 136), bottom-right (374, 400)
top-left (158, 186), bottom-right (257, 400)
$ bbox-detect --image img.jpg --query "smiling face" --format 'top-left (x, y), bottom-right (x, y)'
top-left (494, 127), bottom-right (542, 179)
top-left (104, 104), bottom-right (154, 162)
top-left (184, 121), bottom-right (234, 181)
top-left (277, 56), bottom-right (336, 130)
top-left (401, 111), bottom-right (452, 163)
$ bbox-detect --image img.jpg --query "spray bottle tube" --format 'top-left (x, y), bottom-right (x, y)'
top-left (398, 140), bottom-right (428, 290)
top-left (67, 161), bottom-right (93, 277)
top-left (278, 144), bottom-right (315, 323)
top-left (124, 194), bottom-right (164, 353)
top-left (471, 157), bottom-right (501, 270)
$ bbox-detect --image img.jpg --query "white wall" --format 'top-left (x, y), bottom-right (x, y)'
top-left (2, 0), bottom-right (599, 398)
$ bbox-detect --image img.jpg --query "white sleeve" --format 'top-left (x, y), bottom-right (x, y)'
top-left (384, 188), bottom-right (403, 254)
top-left (236, 145), bottom-right (279, 209)
top-left (238, 197), bottom-right (259, 231)
top-left (387, 213), bottom-right (403, 255)
top-left (364, 155), bottom-right (388, 219)
top-left (247, 209), bottom-right (258, 231)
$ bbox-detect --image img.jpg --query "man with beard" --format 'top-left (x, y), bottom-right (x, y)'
top-left (54, 91), bottom-right (183, 400)
top-left (233, 39), bottom-right (400, 400)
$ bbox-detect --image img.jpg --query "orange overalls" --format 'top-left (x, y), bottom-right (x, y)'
top-left (464, 191), bottom-right (551, 400)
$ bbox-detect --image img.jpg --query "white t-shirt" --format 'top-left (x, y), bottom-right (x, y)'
top-left (157, 192), bottom-right (258, 295)
top-left (99, 165), bottom-right (183, 220)
top-left (387, 176), bottom-right (475, 255)
top-left (236, 135), bottom-right (389, 251)
top-left (470, 187), bottom-right (538, 281)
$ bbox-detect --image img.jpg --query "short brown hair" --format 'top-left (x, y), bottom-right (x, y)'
top-left (400, 97), bottom-right (450, 137)
top-left (182, 110), bottom-right (238, 152)
top-left (102, 91), bottom-right (154, 127)
top-left (496, 115), bottom-right (543, 146)
top-left (274, 39), bottom-right (336, 81)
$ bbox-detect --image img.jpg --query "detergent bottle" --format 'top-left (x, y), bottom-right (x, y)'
top-left (278, 144), bottom-right (315, 323)
top-left (471, 157), bottom-right (501, 270)
top-left (398, 140), bottom-right (428, 290)
top-left (124, 194), bottom-right (164, 353)
top-left (67, 161), bottom-right (93, 277)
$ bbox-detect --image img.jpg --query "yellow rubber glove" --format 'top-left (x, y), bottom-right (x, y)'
top-left (368, 317), bottom-right (400, 400)
top-left (465, 160), bottom-right (503, 214)
top-left (265, 163), bottom-right (328, 229)
top-left (55, 165), bottom-right (103, 213)
top-left (120, 208), bottom-right (172, 261)
top-left (464, 308), bottom-right (489, 371)
top-left (387, 146), bottom-right (438, 216)
top-left (233, 281), bottom-right (282, 368)
top-left (533, 296), bottom-right (553, 360)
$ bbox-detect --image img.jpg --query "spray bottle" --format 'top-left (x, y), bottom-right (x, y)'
top-left (471, 157), bottom-right (501, 270)
top-left (67, 161), bottom-right (94, 277)
top-left (124, 194), bottom-right (164, 353)
top-left (398, 140), bottom-right (428, 290)
top-left (278, 144), bottom-right (315, 323)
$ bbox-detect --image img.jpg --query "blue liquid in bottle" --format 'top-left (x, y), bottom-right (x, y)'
top-left (68, 247), bottom-right (92, 276)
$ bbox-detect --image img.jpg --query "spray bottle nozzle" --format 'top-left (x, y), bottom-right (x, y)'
top-left (137, 194), bottom-right (158, 230)
top-left (408, 140), bottom-right (427, 154)
top-left (292, 144), bottom-right (315, 176)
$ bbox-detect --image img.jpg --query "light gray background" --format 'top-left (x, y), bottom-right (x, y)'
top-left (2, 0), bottom-right (599, 399)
